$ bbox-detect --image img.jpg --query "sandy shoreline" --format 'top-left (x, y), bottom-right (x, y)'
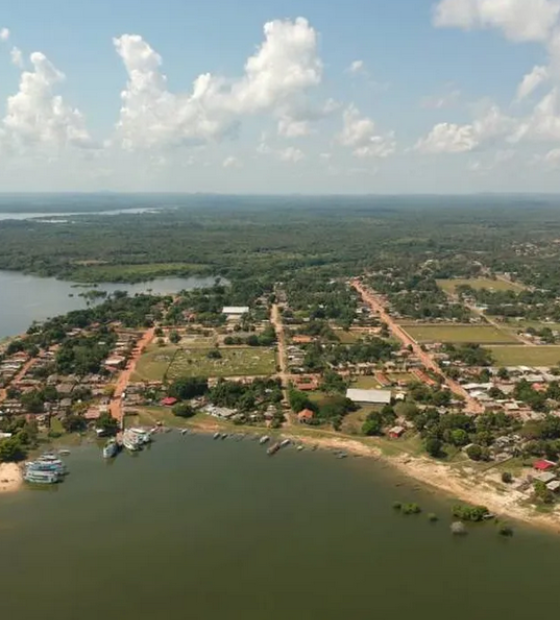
top-left (0, 463), bottom-right (23, 494)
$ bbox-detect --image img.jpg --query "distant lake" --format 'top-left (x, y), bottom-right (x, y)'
top-left (0, 433), bottom-right (559, 620)
top-left (0, 207), bottom-right (161, 221)
top-left (0, 271), bottom-right (217, 338)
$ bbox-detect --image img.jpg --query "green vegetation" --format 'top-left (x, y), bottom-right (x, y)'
top-left (402, 324), bottom-right (517, 344)
top-left (437, 278), bottom-right (522, 294)
top-left (452, 504), bottom-right (490, 522)
top-left (485, 346), bottom-right (560, 366)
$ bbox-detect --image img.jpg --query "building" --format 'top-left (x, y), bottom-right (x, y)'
top-left (297, 408), bottom-right (315, 424)
top-left (346, 388), bottom-right (392, 405)
top-left (388, 426), bottom-right (405, 439)
top-left (533, 459), bottom-right (556, 472)
top-left (161, 397), bottom-right (178, 407)
top-left (222, 306), bottom-right (249, 318)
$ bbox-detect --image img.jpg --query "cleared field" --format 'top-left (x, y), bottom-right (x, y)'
top-left (486, 346), bottom-right (560, 367)
top-left (352, 376), bottom-right (382, 389)
top-left (133, 345), bottom-right (277, 381)
top-left (402, 324), bottom-right (518, 344)
top-left (437, 278), bottom-right (523, 294)
top-left (167, 347), bottom-right (277, 379)
top-left (334, 329), bottom-right (362, 344)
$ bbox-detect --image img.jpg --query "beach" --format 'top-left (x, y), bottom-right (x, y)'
top-left (0, 463), bottom-right (23, 493)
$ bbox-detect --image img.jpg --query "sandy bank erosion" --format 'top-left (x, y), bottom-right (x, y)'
top-left (0, 463), bottom-right (23, 493)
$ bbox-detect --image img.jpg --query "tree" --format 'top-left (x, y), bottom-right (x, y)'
top-left (0, 437), bottom-right (25, 462)
top-left (207, 348), bottom-right (222, 360)
top-left (62, 414), bottom-right (87, 433)
top-left (501, 471), bottom-right (513, 484)
top-left (96, 412), bottom-right (119, 436)
top-left (426, 437), bottom-right (443, 458)
top-left (362, 413), bottom-right (383, 436)
top-left (534, 480), bottom-right (555, 505)
top-left (168, 377), bottom-right (208, 400)
top-left (169, 330), bottom-right (181, 344)
top-left (172, 403), bottom-right (196, 418)
top-left (466, 444), bottom-right (483, 461)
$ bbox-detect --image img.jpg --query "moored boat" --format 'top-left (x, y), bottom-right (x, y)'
top-left (267, 442), bottom-right (281, 456)
top-left (122, 429), bottom-right (142, 452)
top-left (103, 438), bottom-right (119, 459)
top-left (24, 469), bottom-right (61, 484)
top-left (259, 435), bottom-right (270, 445)
top-left (280, 439), bottom-right (290, 448)
top-left (213, 432), bottom-right (221, 440)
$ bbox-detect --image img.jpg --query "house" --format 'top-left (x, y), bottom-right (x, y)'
top-left (533, 472), bottom-right (557, 484)
top-left (346, 388), bottom-right (392, 405)
top-left (297, 408), bottom-right (315, 424)
top-left (533, 459), bottom-right (556, 472)
top-left (161, 397), bottom-right (178, 407)
top-left (547, 480), bottom-right (560, 493)
top-left (292, 335), bottom-right (314, 345)
top-left (388, 426), bottom-right (405, 439)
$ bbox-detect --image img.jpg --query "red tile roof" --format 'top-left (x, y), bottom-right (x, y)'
top-left (534, 459), bottom-right (556, 471)
top-left (297, 408), bottom-right (315, 421)
top-left (161, 397), bottom-right (178, 407)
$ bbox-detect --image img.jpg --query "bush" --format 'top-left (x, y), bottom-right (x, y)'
top-left (425, 437), bottom-right (443, 458)
top-left (402, 503), bottom-right (421, 515)
top-left (172, 403), bottom-right (196, 418)
top-left (452, 504), bottom-right (490, 522)
top-left (498, 524), bottom-right (514, 537)
top-left (501, 471), bottom-right (513, 484)
top-left (466, 444), bottom-right (483, 461)
top-left (428, 513), bottom-right (439, 522)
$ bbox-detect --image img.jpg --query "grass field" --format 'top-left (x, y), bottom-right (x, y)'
top-left (485, 346), bottom-right (560, 367)
top-left (334, 329), bottom-right (362, 344)
top-left (437, 278), bottom-right (523, 294)
top-left (133, 344), bottom-right (277, 381)
top-left (351, 376), bottom-right (383, 389)
top-left (402, 324), bottom-right (518, 344)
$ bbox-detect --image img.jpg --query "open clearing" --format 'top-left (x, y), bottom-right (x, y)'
top-left (132, 345), bottom-right (277, 381)
top-left (486, 346), bottom-right (560, 366)
top-left (402, 324), bottom-right (518, 344)
top-left (437, 278), bottom-right (523, 294)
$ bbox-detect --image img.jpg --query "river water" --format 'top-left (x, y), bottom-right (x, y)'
top-left (0, 271), bottom-right (217, 338)
top-left (0, 433), bottom-right (558, 620)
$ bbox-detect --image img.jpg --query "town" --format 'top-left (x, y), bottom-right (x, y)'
top-left (3, 266), bottom-right (560, 515)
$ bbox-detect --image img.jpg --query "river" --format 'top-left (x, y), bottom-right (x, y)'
top-left (0, 271), bottom-right (217, 338)
top-left (0, 433), bottom-right (558, 620)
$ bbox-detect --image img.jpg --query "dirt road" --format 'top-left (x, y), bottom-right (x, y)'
top-left (110, 327), bottom-right (155, 422)
top-left (351, 279), bottom-right (483, 414)
top-left (271, 303), bottom-right (292, 425)
top-left (0, 357), bottom-right (37, 404)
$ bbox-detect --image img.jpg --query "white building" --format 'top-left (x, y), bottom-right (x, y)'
top-left (222, 306), bottom-right (249, 318)
top-left (346, 388), bottom-right (392, 405)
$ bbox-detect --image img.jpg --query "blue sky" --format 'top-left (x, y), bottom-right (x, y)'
top-left (0, 0), bottom-right (559, 193)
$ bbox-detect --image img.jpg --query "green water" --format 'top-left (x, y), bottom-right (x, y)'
top-left (1, 434), bottom-right (558, 620)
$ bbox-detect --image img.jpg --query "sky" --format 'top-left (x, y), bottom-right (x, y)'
top-left (1, 0), bottom-right (560, 193)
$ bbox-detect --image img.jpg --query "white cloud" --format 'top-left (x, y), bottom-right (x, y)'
top-left (279, 146), bottom-right (305, 163)
top-left (10, 47), bottom-right (23, 68)
top-left (416, 105), bottom-right (513, 153)
top-left (542, 147), bottom-right (560, 166)
top-left (223, 156), bottom-right (243, 168)
top-left (277, 117), bottom-right (312, 137)
top-left (0, 28), bottom-right (10, 42)
top-left (516, 65), bottom-right (549, 100)
top-left (114, 18), bottom-right (323, 150)
top-left (338, 105), bottom-right (396, 158)
top-left (433, 0), bottom-right (560, 42)
top-left (2, 52), bottom-right (96, 153)
top-left (511, 88), bottom-right (560, 142)
top-left (347, 60), bottom-right (365, 74)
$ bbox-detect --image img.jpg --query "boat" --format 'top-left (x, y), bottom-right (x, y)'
top-left (24, 469), bottom-right (61, 484)
top-left (280, 439), bottom-right (290, 448)
top-left (122, 429), bottom-right (142, 452)
top-left (221, 434), bottom-right (228, 440)
top-left (129, 428), bottom-right (152, 444)
top-left (267, 442), bottom-right (281, 456)
top-left (58, 449), bottom-right (71, 456)
top-left (213, 432), bottom-right (221, 440)
top-left (181, 429), bottom-right (188, 435)
top-left (103, 439), bottom-right (119, 459)
top-left (297, 445), bottom-right (304, 452)
top-left (259, 435), bottom-right (270, 445)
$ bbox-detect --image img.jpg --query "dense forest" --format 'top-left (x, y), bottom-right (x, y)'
top-left (3, 196), bottom-right (560, 293)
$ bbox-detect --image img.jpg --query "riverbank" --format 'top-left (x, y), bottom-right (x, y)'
top-left (0, 463), bottom-right (23, 493)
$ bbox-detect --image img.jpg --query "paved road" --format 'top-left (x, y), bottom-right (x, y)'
top-left (351, 279), bottom-right (483, 414)
top-left (270, 303), bottom-right (292, 425)
top-left (110, 327), bottom-right (155, 423)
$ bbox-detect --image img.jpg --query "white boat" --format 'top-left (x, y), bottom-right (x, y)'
top-left (280, 439), bottom-right (291, 448)
top-left (122, 430), bottom-right (142, 452)
top-left (129, 428), bottom-right (152, 445)
top-left (259, 435), bottom-right (270, 445)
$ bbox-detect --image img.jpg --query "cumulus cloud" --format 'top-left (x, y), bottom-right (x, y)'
top-left (10, 46), bottom-right (23, 68)
top-left (2, 52), bottom-right (96, 152)
top-left (338, 105), bottom-right (396, 158)
top-left (114, 18), bottom-right (323, 150)
top-left (0, 28), bottom-right (10, 42)
top-left (433, 0), bottom-right (560, 42)
top-left (516, 65), bottom-right (550, 100)
top-left (542, 147), bottom-right (560, 166)
top-left (510, 88), bottom-right (560, 142)
top-left (416, 106), bottom-right (513, 153)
